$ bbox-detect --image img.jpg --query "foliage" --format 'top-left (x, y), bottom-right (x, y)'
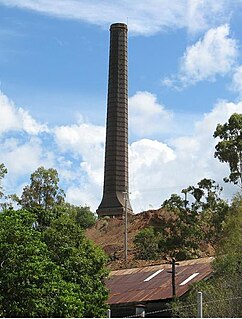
top-left (172, 278), bottom-right (239, 318)
top-left (134, 227), bottom-right (160, 260)
top-left (20, 166), bottom-right (65, 212)
top-left (181, 178), bottom-right (224, 211)
top-left (57, 203), bottom-right (97, 229)
top-left (162, 194), bottom-right (185, 212)
top-left (0, 209), bottom-right (108, 317)
top-left (43, 214), bottom-right (109, 317)
top-left (0, 163), bottom-right (7, 198)
top-left (186, 178), bottom-right (229, 245)
top-left (75, 205), bottom-right (97, 228)
top-left (159, 200), bottom-right (201, 260)
top-left (172, 193), bottom-right (242, 318)
top-left (214, 113), bottom-right (242, 187)
top-left (17, 167), bottom-right (97, 231)
top-left (135, 178), bottom-right (229, 261)
top-left (0, 209), bottom-right (84, 317)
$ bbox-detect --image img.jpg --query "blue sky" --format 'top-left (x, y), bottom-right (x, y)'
top-left (0, 0), bottom-right (242, 213)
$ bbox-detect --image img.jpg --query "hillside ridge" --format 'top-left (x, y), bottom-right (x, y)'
top-left (86, 208), bottom-right (214, 270)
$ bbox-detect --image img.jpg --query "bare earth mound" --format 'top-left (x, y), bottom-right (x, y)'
top-left (86, 208), bottom-right (215, 270)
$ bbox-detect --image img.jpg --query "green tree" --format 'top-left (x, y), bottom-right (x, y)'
top-left (0, 209), bottom-right (84, 317)
top-left (214, 113), bottom-right (242, 187)
top-left (43, 214), bottom-right (108, 317)
top-left (134, 227), bottom-right (160, 260)
top-left (162, 193), bottom-right (185, 212)
top-left (0, 163), bottom-right (7, 199)
top-left (161, 194), bottom-right (201, 260)
top-left (19, 167), bottom-right (66, 230)
top-left (20, 166), bottom-right (65, 212)
top-left (58, 203), bottom-right (96, 229)
top-left (172, 193), bottom-right (242, 318)
top-left (159, 179), bottom-right (229, 259)
top-left (0, 208), bottom-right (108, 317)
top-left (187, 178), bottom-right (229, 245)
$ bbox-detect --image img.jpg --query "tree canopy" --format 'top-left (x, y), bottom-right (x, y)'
top-left (43, 213), bottom-right (108, 317)
top-left (20, 166), bottom-right (66, 212)
top-left (134, 178), bottom-right (229, 261)
top-left (17, 167), bottom-right (97, 231)
top-left (0, 164), bottom-right (107, 317)
top-left (0, 163), bottom-right (7, 199)
top-left (172, 193), bottom-right (242, 318)
top-left (0, 209), bottom-right (108, 317)
top-left (214, 113), bottom-right (242, 187)
top-left (134, 227), bottom-right (160, 260)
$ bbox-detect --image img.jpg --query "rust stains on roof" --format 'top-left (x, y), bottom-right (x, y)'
top-left (106, 257), bottom-right (214, 305)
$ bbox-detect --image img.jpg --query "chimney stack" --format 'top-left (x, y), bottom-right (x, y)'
top-left (97, 23), bottom-right (132, 217)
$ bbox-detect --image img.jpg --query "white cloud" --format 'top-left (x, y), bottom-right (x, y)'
top-left (65, 184), bottom-right (100, 210)
top-left (231, 65), bottom-right (242, 96)
top-left (0, 92), bottom-right (48, 135)
top-left (129, 91), bottom-right (173, 137)
top-left (129, 100), bottom-right (242, 212)
top-left (0, 137), bottom-right (54, 175)
top-left (186, 0), bottom-right (228, 34)
top-left (0, 0), bottom-right (232, 35)
top-left (53, 122), bottom-right (105, 156)
top-left (0, 90), bottom-right (241, 213)
top-left (0, 136), bottom-right (56, 197)
top-left (163, 24), bottom-right (238, 87)
top-left (182, 24), bottom-right (237, 83)
top-left (53, 123), bottom-right (105, 183)
top-left (53, 122), bottom-right (105, 194)
top-left (0, 92), bottom-right (53, 193)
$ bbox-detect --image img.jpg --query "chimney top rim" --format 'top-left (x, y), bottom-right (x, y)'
top-left (110, 23), bottom-right (127, 30)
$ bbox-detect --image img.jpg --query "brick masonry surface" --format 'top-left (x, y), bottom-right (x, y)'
top-left (97, 23), bottom-right (132, 217)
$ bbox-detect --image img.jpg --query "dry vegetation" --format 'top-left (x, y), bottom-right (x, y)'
top-left (86, 208), bottom-right (215, 270)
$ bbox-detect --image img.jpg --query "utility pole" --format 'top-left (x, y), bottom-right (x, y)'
top-left (124, 190), bottom-right (128, 263)
top-left (167, 258), bottom-right (179, 298)
top-left (172, 258), bottom-right (176, 298)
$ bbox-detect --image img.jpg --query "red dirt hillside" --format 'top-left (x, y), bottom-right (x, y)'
top-left (85, 208), bottom-right (215, 270)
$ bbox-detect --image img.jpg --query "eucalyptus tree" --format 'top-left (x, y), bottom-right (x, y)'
top-left (20, 166), bottom-right (65, 211)
top-left (0, 163), bottom-right (7, 199)
top-left (214, 113), bottom-right (242, 188)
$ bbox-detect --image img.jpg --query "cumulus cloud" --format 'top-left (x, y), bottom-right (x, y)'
top-left (231, 65), bottom-right (242, 96)
top-left (129, 91), bottom-right (173, 137)
top-left (186, 0), bottom-right (228, 34)
top-left (0, 92), bottom-right (53, 194)
top-left (65, 184), bottom-right (101, 210)
top-left (0, 136), bottom-right (56, 197)
top-left (163, 24), bottom-right (238, 88)
top-left (54, 122), bottom-right (105, 156)
top-left (0, 92), bottom-right (48, 135)
top-left (181, 24), bottom-right (237, 83)
top-left (53, 123), bottom-right (105, 184)
top-left (129, 100), bottom-right (242, 212)
top-left (53, 122), bottom-right (105, 207)
top-left (0, 137), bottom-right (54, 175)
top-left (0, 0), bottom-right (232, 35)
top-left (53, 95), bottom-right (241, 213)
top-left (0, 90), bottom-right (241, 213)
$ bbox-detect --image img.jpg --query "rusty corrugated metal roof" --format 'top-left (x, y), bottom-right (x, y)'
top-left (106, 257), bottom-right (214, 304)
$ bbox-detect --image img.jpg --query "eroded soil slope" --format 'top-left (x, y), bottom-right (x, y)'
top-left (86, 208), bottom-right (214, 270)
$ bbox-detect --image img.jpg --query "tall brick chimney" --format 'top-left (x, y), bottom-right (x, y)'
top-left (97, 23), bottom-right (132, 217)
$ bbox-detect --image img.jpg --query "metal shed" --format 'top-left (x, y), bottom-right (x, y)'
top-left (106, 257), bottom-right (214, 317)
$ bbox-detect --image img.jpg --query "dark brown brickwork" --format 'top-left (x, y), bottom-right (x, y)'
top-left (97, 23), bottom-right (132, 217)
